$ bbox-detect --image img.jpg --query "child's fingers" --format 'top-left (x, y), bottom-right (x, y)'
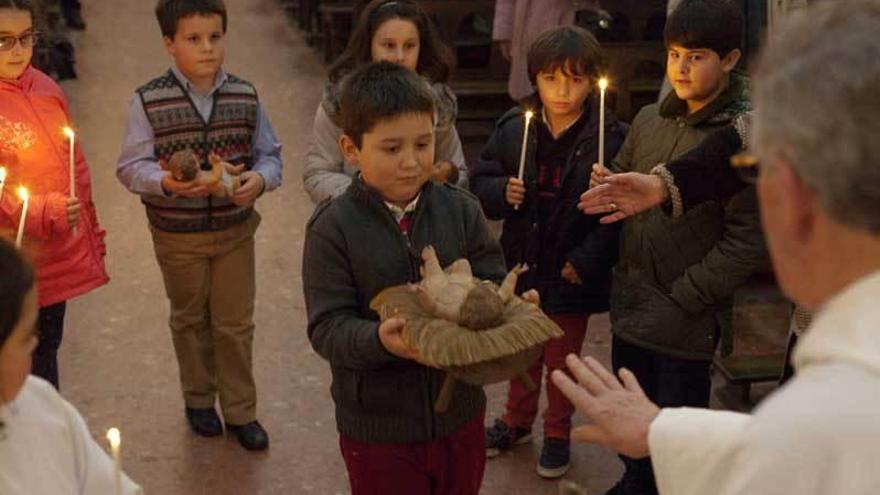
top-left (224, 162), bottom-right (246, 175)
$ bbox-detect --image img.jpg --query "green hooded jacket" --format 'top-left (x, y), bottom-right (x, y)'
top-left (608, 74), bottom-right (769, 360)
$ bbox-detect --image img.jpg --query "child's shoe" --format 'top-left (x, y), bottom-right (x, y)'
top-left (185, 407), bottom-right (223, 437)
top-left (536, 437), bottom-right (571, 478)
top-left (485, 419), bottom-right (532, 458)
top-left (226, 421), bottom-right (269, 451)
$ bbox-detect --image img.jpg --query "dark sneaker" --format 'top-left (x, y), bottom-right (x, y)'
top-left (604, 472), bottom-right (658, 495)
top-left (185, 407), bottom-right (223, 437)
top-left (485, 419), bottom-right (532, 458)
top-left (536, 437), bottom-right (570, 478)
top-left (226, 421), bottom-right (269, 451)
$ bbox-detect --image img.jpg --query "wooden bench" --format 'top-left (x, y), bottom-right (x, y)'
top-left (714, 353), bottom-right (786, 403)
top-left (712, 276), bottom-right (793, 404)
top-left (450, 80), bottom-right (513, 123)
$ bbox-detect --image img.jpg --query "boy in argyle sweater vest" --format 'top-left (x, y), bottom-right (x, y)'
top-left (115, 0), bottom-right (282, 451)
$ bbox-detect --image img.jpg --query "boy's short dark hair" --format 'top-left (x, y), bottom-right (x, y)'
top-left (339, 61), bottom-right (436, 147)
top-left (527, 26), bottom-right (603, 86)
top-left (155, 0), bottom-right (227, 39)
top-left (664, 0), bottom-right (743, 57)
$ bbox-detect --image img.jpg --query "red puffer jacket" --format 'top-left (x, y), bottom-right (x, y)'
top-left (0, 66), bottom-right (108, 307)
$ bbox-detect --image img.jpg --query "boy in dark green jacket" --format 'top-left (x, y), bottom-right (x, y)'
top-left (590, 1), bottom-right (767, 493)
top-left (302, 62), bottom-right (506, 495)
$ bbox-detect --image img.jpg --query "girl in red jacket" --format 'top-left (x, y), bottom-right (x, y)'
top-left (0, 0), bottom-right (108, 389)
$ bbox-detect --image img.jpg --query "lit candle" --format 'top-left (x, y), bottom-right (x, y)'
top-left (62, 127), bottom-right (77, 236)
top-left (514, 110), bottom-right (534, 211)
top-left (15, 186), bottom-right (28, 249)
top-left (106, 428), bottom-right (121, 495)
top-left (63, 127), bottom-right (76, 199)
top-left (0, 166), bottom-right (6, 204)
top-left (598, 78), bottom-right (609, 168)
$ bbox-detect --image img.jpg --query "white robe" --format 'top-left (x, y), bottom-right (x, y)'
top-left (0, 376), bottom-right (143, 495)
top-left (648, 270), bottom-right (880, 495)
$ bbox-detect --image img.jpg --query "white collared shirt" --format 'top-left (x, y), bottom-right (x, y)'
top-left (384, 194), bottom-right (420, 224)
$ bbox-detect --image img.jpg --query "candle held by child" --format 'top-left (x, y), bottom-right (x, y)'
top-left (514, 110), bottom-right (534, 211)
top-left (15, 186), bottom-right (28, 248)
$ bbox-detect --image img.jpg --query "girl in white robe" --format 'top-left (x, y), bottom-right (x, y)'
top-left (0, 240), bottom-right (142, 495)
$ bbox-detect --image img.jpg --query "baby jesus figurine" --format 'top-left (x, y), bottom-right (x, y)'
top-left (162, 149), bottom-right (243, 198)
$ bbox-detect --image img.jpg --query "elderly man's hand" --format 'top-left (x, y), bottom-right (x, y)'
top-left (579, 172), bottom-right (669, 224)
top-left (551, 355), bottom-right (660, 459)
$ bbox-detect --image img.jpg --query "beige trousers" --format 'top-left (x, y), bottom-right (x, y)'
top-left (150, 212), bottom-right (260, 425)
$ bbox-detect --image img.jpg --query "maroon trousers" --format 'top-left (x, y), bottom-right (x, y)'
top-left (502, 313), bottom-right (590, 439)
top-left (339, 410), bottom-right (486, 495)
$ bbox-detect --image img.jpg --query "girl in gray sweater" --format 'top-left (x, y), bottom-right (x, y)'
top-left (302, 0), bottom-right (468, 203)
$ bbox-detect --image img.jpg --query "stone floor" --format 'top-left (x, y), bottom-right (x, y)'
top-left (54, 1), bottom-right (767, 494)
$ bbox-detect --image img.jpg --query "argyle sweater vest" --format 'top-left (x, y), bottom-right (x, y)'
top-left (136, 70), bottom-right (259, 232)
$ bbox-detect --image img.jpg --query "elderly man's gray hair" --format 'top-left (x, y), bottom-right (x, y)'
top-left (753, 0), bottom-right (880, 234)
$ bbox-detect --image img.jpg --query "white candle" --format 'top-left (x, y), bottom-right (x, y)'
top-left (106, 428), bottom-right (121, 495)
top-left (62, 128), bottom-right (78, 236)
top-left (598, 78), bottom-right (608, 168)
top-left (63, 127), bottom-right (76, 199)
top-left (514, 110), bottom-right (534, 211)
top-left (15, 186), bottom-right (28, 249)
top-left (0, 166), bottom-right (6, 204)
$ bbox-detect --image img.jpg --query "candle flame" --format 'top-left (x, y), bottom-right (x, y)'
top-left (0, 166), bottom-right (6, 182)
top-left (62, 127), bottom-right (75, 138)
top-left (17, 186), bottom-right (28, 200)
top-left (598, 78), bottom-right (609, 91)
top-left (107, 428), bottom-right (121, 448)
top-left (525, 110), bottom-right (534, 120)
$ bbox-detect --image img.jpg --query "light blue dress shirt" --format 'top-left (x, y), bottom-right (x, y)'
top-left (116, 65), bottom-right (283, 197)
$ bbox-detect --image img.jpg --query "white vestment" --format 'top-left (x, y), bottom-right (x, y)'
top-left (648, 270), bottom-right (880, 495)
top-left (0, 376), bottom-right (142, 495)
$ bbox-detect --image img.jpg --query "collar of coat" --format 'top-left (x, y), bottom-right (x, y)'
top-left (349, 173), bottom-right (434, 216)
top-left (659, 72), bottom-right (751, 127)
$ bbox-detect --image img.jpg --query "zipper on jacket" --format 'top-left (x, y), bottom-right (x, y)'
top-left (406, 206), bottom-right (437, 442)
top-left (374, 190), bottom-right (438, 441)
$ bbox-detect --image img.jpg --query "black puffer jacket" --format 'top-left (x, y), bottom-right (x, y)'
top-left (303, 178), bottom-right (506, 443)
top-left (470, 95), bottom-right (628, 315)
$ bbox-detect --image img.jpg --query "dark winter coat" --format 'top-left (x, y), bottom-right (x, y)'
top-left (303, 178), bottom-right (506, 443)
top-left (608, 74), bottom-right (769, 360)
top-left (470, 95), bottom-right (627, 315)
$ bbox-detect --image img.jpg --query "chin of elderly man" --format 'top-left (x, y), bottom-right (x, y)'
top-left (553, 2), bottom-right (880, 495)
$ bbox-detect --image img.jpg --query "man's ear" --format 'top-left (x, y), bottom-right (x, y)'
top-left (721, 48), bottom-right (742, 73)
top-left (338, 134), bottom-right (360, 166)
top-left (163, 36), bottom-right (176, 57)
top-left (776, 159), bottom-right (816, 246)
